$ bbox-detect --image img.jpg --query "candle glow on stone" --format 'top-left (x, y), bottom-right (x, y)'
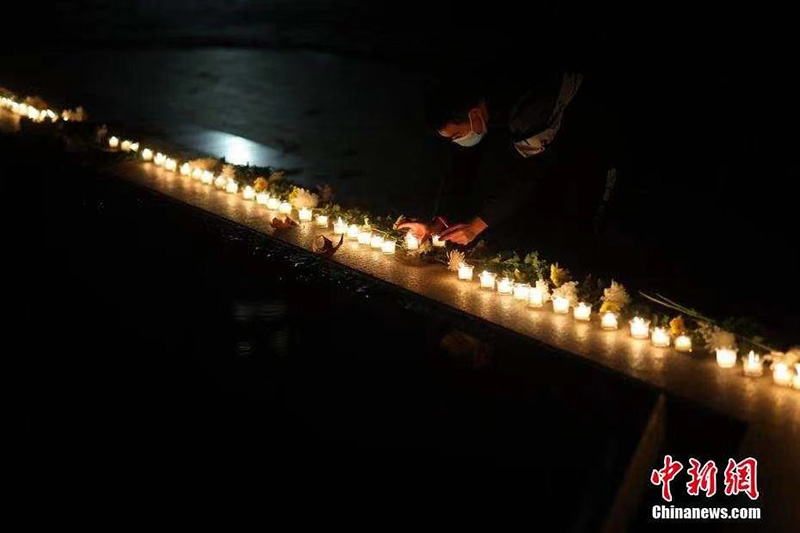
top-left (180, 163), bottom-right (192, 176)
top-left (141, 148), bottom-right (153, 161)
top-left (370, 235), bottom-right (384, 249)
top-left (315, 214), bottom-right (329, 228)
top-left (552, 296), bottom-right (570, 314)
top-left (298, 207), bottom-right (313, 221)
top-left (432, 235), bottom-right (446, 247)
top-left (279, 201), bottom-right (292, 214)
top-left (773, 362), bottom-right (792, 386)
top-left (358, 230), bottom-right (372, 245)
top-left (243, 186), bottom-right (256, 200)
top-left (381, 240), bottom-right (396, 254)
top-left (347, 224), bottom-right (360, 239)
top-left (715, 348), bottom-right (737, 369)
top-left (651, 327), bottom-right (670, 347)
top-left (256, 192), bottom-right (270, 205)
top-left (573, 302), bottom-right (591, 321)
top-left (743, 351), bottom-right (763, 377)
top-left (513, 283), bottom-right (530, 300)
top-left (334, 218), bottom-right (348, 234)
top-left (458, 263), bottom-right (474, 281)
top-left (267, 197), bottom-right (281, 210)
top-left (675, 334), bottom-right (692, 353)
top-left (479, 271), bottom-right (496, 290)
top-left (601, 311), bottom-right (618, 330)
top-left (405, 232), bottom-right (419, 250)
top-left (629, 317), bottom-right (650, 339)
top-left (108, 136), bottom-right (119, 149)
top-left (497, 277), bottom-right (513, 295)
top-left (528, 287), bottom-right (544, 308)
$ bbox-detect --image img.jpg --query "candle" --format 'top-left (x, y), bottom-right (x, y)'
top-left (121, 140), bottom-right (132, 152)
top-left (773, 362), bottom-right (792, 386)
top-left (675, 334), bottom-right (693, 353)
top-left (381, 240), bottom-right (396, 254)
top-left (552, 296), bottom-right (570, 314)
top-left (513, 283), bottom-right (530, 301)
top-left (528, 287), bottom-right (544, 308)
top-left (358, 230), bottom-right (373, 245)
top-left (315, 214), bottom-right (329, 228)
top-left (347, 224), bottom-right (360, 240)
top-left (256, 192), bottom-right (270, 205)
top-left (651, 327), bottom-right (670, 347)
top-left (601, 311), bottom-right (618, 330)
top-left (192, 168), bottom-right (203, 179)
top-left (405, 231), bottom-right (419, 250)
top-left (214, 175), bottom-right (227, 189)
top-left (225, 180), bottom-right (239, 194)
top-left (573, 302), bottom-right (591, 321)
top-left (497, 277), bottom-right (513, 295)
top-left (267, 197), bottom-right (281, 210)
top-left (201, 171), bottom-right (214, 185)
top-left (141, 148), bottom-right (153, 161)
top-left (479, 271), bottom-right (496, 290)
top-left (108, 136), bottom-right (119, 149)
top-left (629, 317), bottom-right (650, 339)
top-left (370, 235), bottom-right (385, 249)
top-left (154, 153), bottom-right (166, 167)
top-left (298, 207), bottom-right (313, 221)
top-left (279, 201), bottom-right (292, 214)
top-left (742, 351), bottom-right (763, 377)
top-left (715, 348), bottom-right (737, 369)
top-left (165, 159), bottom-right (177, 172)
top-left (793, 364), bottom-right (800, 390)
top-left (242, 186), bottom-right (256, 200)
top-left (130, 142), bottom-right (139, 152)
top-left (432, 235), bottom-right (446, 247)
top-left (180, 163), bottom-right (192, 176)
top-left (458, 263), bottom-right (474, 281)
top-left (333, 217), bottom-right (348, 235)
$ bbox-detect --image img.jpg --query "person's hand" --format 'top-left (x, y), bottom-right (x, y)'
top-left (439, 217), bottom-right (488, 245)
top-left (396, 222), bottom-right (430, 240)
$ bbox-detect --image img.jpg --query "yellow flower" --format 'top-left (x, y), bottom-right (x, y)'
top-left (669, 316), bottom-right (687, 337)
top-left (550, 263), bottom-right (571, 288)
top-left (599, 301), bottom-right (620, 314)
top-left (253, 177), bottom-right (268, 193)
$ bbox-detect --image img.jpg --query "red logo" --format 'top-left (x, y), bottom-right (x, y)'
top-left (651, 456), bottom-right (759, 501)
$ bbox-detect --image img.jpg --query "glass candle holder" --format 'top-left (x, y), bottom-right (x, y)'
top-left (552, 296), bottom-right (570, 314)
top-left (651, 327), bottom-right (670, 347)
top-left (180, 163), bottom-right (192, 176)
top-left (479, 271), bottom-right (496, 290)
top-left (108, 136), bottom-right (119, 149)
top-left (381, 240), bottom-right (396, 254)
top-left (573, 302), bottom-right (591, 321)
top-left (347, 224), bottom-right (360, 240)
top-left (256, 193), bottom-right (270, 205)
top-left (772, 362), bottom-right (792, 386)
top-left (165, 159), bottom-right (177, 172)
top-left (432, 235), bottom-right (446, 247)
top-left (141, 148), bottom-right (153, 161)
top-left (528, 287), bottom-right (544, 308)
top-left (315, 214), bottom-right (329, 228)
top-left (225, 180), bottom-right (238, 194)
top-left (793, 364), bottom-right (800, 390)
top-left (129, 142), bottom-right (139, 152)
top-left (192, 168), bottom-right (203, 179)
top-left (298, 208), bottom-right (313, 221)
top-left (513, 283), bottom-right (530, 301)
top-left (214, 175), bottom-right (227, 189)
top-left (600, 311), bottom-right (618, 330)
top-left (201, 171), bottom-right (214, 185)
top-left (675, 334), bottom-right (692, 353)
top-left (405, 232), bottom-right (419, 250)
top-left (716, 348), bottom-right (737, 369)
top-left (358, 230), bottom-right (372, 245)
top-left (333, 218), bottom-right (348, 235)
top-left (497, 277), bottom-right (513, 295)
top-left (370, 235), bottom-right (385, 249)
top-left (121, 140), bottom-right (132, 152)
top-left (278, 201), bottom-right (292, 214)
top-left (629, 317), bottom-right (650, 339)
top-left (742, 351), bottom-right (763, 377)
top-left (154, 153), bottom-right (166, 166)
top-left (242, 186), bottom-right (256, 200)
top-left (458, 264), bottom-right (474, 281)
top-left (266, 197), bottom-right (281, 210)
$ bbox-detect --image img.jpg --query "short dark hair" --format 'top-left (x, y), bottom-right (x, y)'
top-left (424, 79), bottom-right (485, 132)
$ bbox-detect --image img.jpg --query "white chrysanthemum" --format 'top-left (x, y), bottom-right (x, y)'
top-left (601, 280), bottom-right (631, 309)
top-left (290, 187), bottom-right (320, 209)
top-left (534, 279), bottom-right (551, 302)
top-left (551, 281), bottom-right (578, 305)
top-left (447, 250), bottom-right (466, 271)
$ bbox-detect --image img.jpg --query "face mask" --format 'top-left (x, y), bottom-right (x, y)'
top-left (453, 113), bottom-right (486, 147)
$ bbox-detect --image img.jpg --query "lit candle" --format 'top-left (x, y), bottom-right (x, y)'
top-left (154, 153), bottom-right (166, 166)
top-left (298, 207), bottom-right (313, 221)
top-left (528, 287), bottom-right (544, 308)
top-left (242, 186), bottom-right (256, 200)
top-left (121, 140), bottom-right (132, 152)
top-left (370, 235), bottom-right (385, 249)
top-left (347, 224), bottom-right (360, 240)
top-left (225, 180), bottom-right (239, 194)
top-left (651, 327), bottom-right (670, 347)
top-left (742, 351), bottom-right (763, 377)
top-left (629, 317), bottom-right (650, 339)
top-left (573, 302), bottom-right (592, 321)
top-left (600, 311), bottom-right (618, 330)
top-left (513, 283), bottom-right (530, 301)
top-left (552, 296), bottom-right (570, 314)
top-left (458, 263), bottom-right (474, 281)
top-left (315, 214), bottom-right (329, 228)
top-left (432, 235), bottom-right (446, 247)
top-left (279, 201), bottom-right (292, 214)
top-left (405, 231), bottom-right (419, 250)
top-left (497, 277), bottom-right (513, 295)
top-left (333, 217), bottom-right (348, 235)
top-left (266, 197), bottom-right (281, 210)
top-left (108, 136), bottom-right (119, 149)
top-left (773, 362), bottom-right (792, 387)
top-left (201, 171), bottom-right (214, 185)
top-left (793, 364), bottom-right (800, 390)
top-left (381, 240), bottom-right (396, 254)
top-left (165, 159), bottom-right (177, 172)
top-left (27, 107), bottom-right (39, 120)
top-left (715, 348), bottom-right (737, 369)
top-left (192, 168), bottom-right (203, 179)
top-left (180, 163), bottom-right (192, 176)
top-left (479, 271), bottom-right (496, 290)
top-left (130, 142), bottom-right (139, 152)
top-left (214, 175), bottom-right (227, 189)
top-left (141, 148), bottom-right (153, 161)
top-left (256, 192), bottom-right (270, 205)
top-left (358, 230), bottom-right (373, 245)
top-left (675, 334), bottom-right (692, 353)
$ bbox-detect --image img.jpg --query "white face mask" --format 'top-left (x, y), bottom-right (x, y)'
top-left (453, 113), bottom-right (486, 147)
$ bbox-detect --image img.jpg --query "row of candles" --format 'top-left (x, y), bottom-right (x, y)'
top-left (106, 131), bottom-right (800, 393)
top-left (0, 97), bottom-right (60, 123)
